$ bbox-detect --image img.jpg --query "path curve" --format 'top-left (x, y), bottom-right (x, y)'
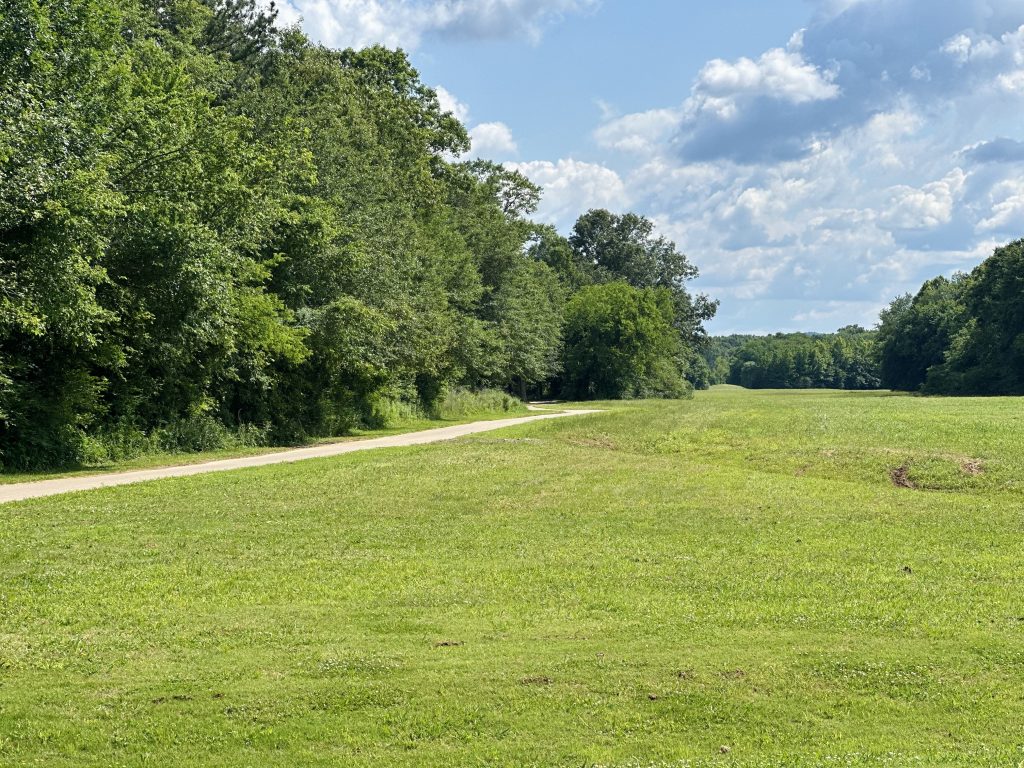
top-left (0, 408), bottom-right (600, 504)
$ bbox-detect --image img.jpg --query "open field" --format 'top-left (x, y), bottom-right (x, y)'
top-left (2, 387), bottom-right (1023, 766)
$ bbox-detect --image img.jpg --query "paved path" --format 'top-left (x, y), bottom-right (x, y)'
top-left (0, 408), bottom-right (600, 504)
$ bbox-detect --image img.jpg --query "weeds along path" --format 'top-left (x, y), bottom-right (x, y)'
top-left (0, 407), bottom-right (601, 504)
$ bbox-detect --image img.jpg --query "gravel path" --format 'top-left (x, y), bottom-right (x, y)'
top-left (0, 408), bottom-right (600, 504)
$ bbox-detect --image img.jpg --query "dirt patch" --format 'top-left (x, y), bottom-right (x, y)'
top-left (889, 466), bottom-right (916, 489)
top-left (433, 640), bottom-right (464, 648)
top-left (961, 459), bottom-right (985, 476)
top-left (568, 435), bottom-right (617, 450)
top-left (476, 438), bottom-right (543, 445)
top-left (151, 694), bottom-right (193, 704)
top-left (677, 669), bottom-right (695, 680)
top-left (721, 669), bottom-right (746, 680)
top-left (520, 675), bottom-right (552, 686)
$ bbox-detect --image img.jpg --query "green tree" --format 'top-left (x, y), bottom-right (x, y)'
top-left (563, 282), bottom-right (687, 400)
top-left (926, 240), bottom-right (1024, 395)
top-left (876, 276), bottom-right (968, 392)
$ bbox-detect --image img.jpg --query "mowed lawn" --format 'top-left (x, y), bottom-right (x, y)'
top-left (2, 388), bottom-right (1023, 766)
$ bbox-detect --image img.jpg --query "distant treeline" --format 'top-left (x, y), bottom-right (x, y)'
top-left (0, 0), bottom-right (715, 468)
top-left (704, 238), bottom-right (1023, 395)
top-left (877, 239), bottom-right (1023, 395)
top-left (705, 327), bottom-right (881, 390)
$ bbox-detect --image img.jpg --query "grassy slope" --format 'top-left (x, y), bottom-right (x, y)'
top-left (1, 388), bottom-right (1023, 766)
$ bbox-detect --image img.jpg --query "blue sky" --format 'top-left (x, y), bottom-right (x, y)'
top-left (277, 0), bottom-right (1024, 334)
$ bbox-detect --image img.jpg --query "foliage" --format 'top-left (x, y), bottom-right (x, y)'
top-left (723, 328), bottom-right (881, 390)
top-left (435, 387), bottom-right (523, 419)
top-left (875, 276), bottom-right (969, 392)
top-left (0, 0), bottom-right (715, 469)
top-left (562, 282), bottom-right (687, 399)
top-left (877, 239), bottom-right (1024, 395)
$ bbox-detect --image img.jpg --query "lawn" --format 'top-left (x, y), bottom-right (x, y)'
top-left (1, 387), bottom-right (1023, 766)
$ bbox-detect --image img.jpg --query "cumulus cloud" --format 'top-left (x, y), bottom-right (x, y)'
top-left (569, 0), bottom-right (1024, 331)
top-left (469, 122), bottom-right (518, 158)
top-left (279, 0), bottom-right (597, 50)
top-left (506, 160), bottom-right (629, 226)
top-left (884, 170), bottom-right (967, 230)
top-left (435, 85), bottom-right (470, 122)
top-left (593, 108), bottom-right (682, 154)
top-left (285, 0), bottom-right (1024, 332)
top-left (977, 179), bottom-right (1024, 231)
top-left (696, 49), bottom-right (839, 105)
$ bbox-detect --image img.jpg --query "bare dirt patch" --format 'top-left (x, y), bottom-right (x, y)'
top-left (568, 435), bottom-right (618, 450)
top-left (433, 640), bottom-right (464, 648)
top-left (520, 675), bottom-right (552, 686)
top-left (889, 466), bottom-right (916, 489)
top-left (961, 459), bottom-right (985, 476)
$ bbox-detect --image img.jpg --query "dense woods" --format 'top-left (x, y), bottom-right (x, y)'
top-left (706, 328), bottom-right (881, 390)
top-left (0, 0), bottom-right (715, 469)
top-left (876, 239), bottom-right (1024, 395)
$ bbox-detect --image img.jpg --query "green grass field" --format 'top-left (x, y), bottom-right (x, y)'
top-left (2, 388), bottom-right (1023, 766)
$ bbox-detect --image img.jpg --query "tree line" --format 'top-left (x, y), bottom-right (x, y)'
top-left (705, 328), bottom-right (881, 390)
top-left (0, 0), bottom-right (716, 469)
top-left (702, 237), bottom-right (1023, 395)
top-left (876, 239), bottom-right (1023, 395)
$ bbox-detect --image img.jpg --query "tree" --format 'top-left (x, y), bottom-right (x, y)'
top-left (488, 260), bottom-right (565, 397)
top-left (876, 276), bottom-right (968, 392)
top-left (562, 282), bottom-right (687, 400)
top-left (724, 330), bottom-right (879, 390)
top-left (926, 240), bottom-right (1024, 395)
top-left (569, 209), bottom-right (696, 289)
top-left (566, 209), bottom-right (717, 386)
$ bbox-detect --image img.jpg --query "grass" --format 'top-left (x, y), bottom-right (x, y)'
top-left (0, 391), bottom-right (528, 485)
top-left (1, 387), bottom-right (1023, 766)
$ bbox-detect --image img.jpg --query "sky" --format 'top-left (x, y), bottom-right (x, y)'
top-left (275, 0), bottom-right (1024, 334)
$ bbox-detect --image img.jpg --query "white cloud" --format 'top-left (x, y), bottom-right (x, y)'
top-left (507, 159), bottom-right (628, 227)
top-left (435, 85), bottom-right (470, 122)
top-left (593, 108), bottom-right (682, 154)
top-left (791, 300), bottom-right (887, 326)
top-left (694, 48), bottom-right (840, 106)
top-left (883, 169), bottom-right (968, 230)
top-left (977, 179), bottom-right (1024, 232)
top-left (280, 0), bottom-right (596, 50)
top-left (433, 89), bottom-right (518, 161)
top-left (998, 69), bottom-right (1024, 92)
top-left (943, 24), bottom-right (1024, 65)
top-left (469, 122), bottom-right (518, 158)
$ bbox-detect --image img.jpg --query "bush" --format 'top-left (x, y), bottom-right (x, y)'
top-left (636, 360), bottom-right (694, 400)
top-left (364, 396), bottom-right (425, 429)
top-left (436, 388), bottom-right (523, 419)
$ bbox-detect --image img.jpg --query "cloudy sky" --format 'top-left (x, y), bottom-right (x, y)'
top-left (277, 0), bottom-right (1024, 333)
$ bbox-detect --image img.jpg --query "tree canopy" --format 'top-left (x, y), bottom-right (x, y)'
top-left (0, 0), bottom-right (715, 469)
top-left (877, 239), bottom-right (1024, 395)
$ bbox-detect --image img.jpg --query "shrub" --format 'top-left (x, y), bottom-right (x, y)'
top-left (437, 388), bottom-right (522, 419)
